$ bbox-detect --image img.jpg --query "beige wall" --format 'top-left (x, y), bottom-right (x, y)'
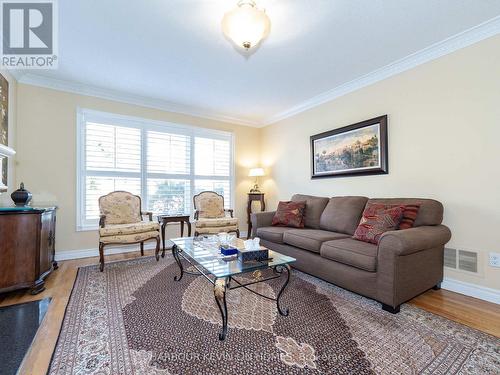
top-left (261, 35), bottom-right (500, 290)
top-left (16, 84), bottom-right (261, 252)
top-left (0, 69), bottom-right (17, 205)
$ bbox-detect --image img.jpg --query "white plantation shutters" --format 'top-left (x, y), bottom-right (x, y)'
top-left (146, 130), bottom-right (192, 215)
top-left (194, 136), bottom-right (232, 209)
top-left (194, 137), bottom-right (231, 176)
top-left (77, 109), bottom-right (234, 229)
top-left (83, 123), bottom-right (142, 222)
top-left (85, 123), bottom-right (141, 172)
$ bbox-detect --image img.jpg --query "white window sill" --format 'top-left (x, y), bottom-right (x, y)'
top-left (77, 225), bottom-right (99, 232)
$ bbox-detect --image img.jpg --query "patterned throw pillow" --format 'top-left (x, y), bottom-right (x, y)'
top-left (272, 201), bottom-right (307, 228)
top-left (353, 204), bottom-right (405, 244)
top-left (398, 204), bottom-right (420, 230)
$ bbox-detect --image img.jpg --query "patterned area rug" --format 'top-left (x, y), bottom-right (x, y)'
top-left (49, 256), bottom-right (499, 374)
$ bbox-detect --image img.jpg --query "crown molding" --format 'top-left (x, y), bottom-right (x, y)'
top-left (4, 69), bottom-right (26, 81)
top-left (261, 15), bottom-right (500, 126)
top-left (16, 73), bottom-right (261, 127)
top-left (9, 15), bottom-right (500, 129)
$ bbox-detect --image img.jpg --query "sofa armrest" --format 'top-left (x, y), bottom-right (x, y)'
top-left (376, 225), bottom-right (451, 308)
top-left (378, 225), bottom-right (451, 256)
top-left (250, 211), bottom-right (276, 236)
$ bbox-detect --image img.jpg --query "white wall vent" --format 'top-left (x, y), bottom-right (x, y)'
top-left (444, 248), bottom-right (457, 269)
top-left (458, 250), bottom-right (478, 273)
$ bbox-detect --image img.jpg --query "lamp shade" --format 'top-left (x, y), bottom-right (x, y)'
top-left (222, 1), bottom-right (271, 50)
top-left (249, 168), bottom-right (265, 177)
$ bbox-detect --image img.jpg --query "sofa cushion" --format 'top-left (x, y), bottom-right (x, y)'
top-left (283, 229), bottom-right (350, 253)
top-left (291, 194), bottom-right (329, 229)
top-left (319, 196), bottom-right (369, 235)
top-left (367, 198), bottom-right (443, 226)
top-left (272, 201), bottom-right (306, 228)
top-left (320, 238), bottom-right (378, 272)
top-left (353, 204), bottom-right (405, 244)
top-left (256, 226), bottom-right (295, 244)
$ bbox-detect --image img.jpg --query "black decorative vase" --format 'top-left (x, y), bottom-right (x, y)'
top-left (11, 182), bottom-right (32, 206)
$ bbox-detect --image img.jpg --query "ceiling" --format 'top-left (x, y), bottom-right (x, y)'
top-left (13, 0), bottom-right (500, 126)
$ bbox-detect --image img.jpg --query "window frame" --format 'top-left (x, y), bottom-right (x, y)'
top-left (76, 108), bottom-right (235, 231)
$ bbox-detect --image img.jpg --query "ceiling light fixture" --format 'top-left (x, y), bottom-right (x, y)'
top-left (221, 0), bottom-right (271, 51)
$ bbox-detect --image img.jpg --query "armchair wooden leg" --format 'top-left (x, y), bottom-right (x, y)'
top-left (99, 243), bottom-right (105, 272)
top-left (236, 229), bottom-right (240, 238)
top-left (140, 241), bottom-right (144, 256)
top-left (155, 236), bottom-right (160, 261)
top-left (161, 236), bottom-right (166, 258)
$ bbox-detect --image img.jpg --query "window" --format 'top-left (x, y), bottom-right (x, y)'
top-left (77, 109), bottom-right (234, 230)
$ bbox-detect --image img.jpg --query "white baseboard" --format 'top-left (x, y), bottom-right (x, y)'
top-left (54, 243), bottom-right (158, 261)
top-left (442, 277), bottom-right (500, 305)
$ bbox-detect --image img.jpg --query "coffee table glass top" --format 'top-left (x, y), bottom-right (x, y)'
top-left (171, 237), bottom-right (295, 278)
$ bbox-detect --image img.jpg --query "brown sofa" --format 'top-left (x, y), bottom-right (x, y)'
top-left (251, 194), bottom-right (451, 313)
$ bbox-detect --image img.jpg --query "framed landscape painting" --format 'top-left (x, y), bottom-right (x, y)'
top-left (311, 115), bottom-right (388, 178)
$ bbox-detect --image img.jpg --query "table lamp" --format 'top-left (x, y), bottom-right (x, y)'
top-left (249, 168), bottom-right (265, 193)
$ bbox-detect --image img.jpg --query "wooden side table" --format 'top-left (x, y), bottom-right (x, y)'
top-left (157, 214), bottom-right (192, 253)
top-left (247, 193), bottom-right (265, 238)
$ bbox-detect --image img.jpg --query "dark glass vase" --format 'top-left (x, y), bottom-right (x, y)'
top-left (11, 182), bottom-right (32, 206)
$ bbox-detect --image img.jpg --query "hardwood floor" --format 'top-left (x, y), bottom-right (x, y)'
top-left (1, 250), bottom-right (499, 375)
top-left (410, 288), bottom-right (500, 337)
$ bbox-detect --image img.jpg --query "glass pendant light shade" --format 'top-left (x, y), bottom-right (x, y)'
top-left (222, 1), bottom-right (271, 50)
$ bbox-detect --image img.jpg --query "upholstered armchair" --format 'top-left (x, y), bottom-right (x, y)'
top-left (98, 191), bottom-right (160, 271)
top-left (193, 191), bottom-right (239, 237)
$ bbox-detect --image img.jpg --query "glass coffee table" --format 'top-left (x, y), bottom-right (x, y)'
top-left (169, 237), bottom-right (296, 341)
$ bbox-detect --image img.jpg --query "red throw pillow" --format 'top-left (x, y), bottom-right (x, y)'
top-left (398, 204), bottom-right (420, 230)
top-left (353, 204), bottom-right (405, 244)
top-left (272, 201), bottom-right (306, 228)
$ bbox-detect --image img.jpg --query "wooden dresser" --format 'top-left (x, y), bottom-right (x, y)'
top-left (0, 206), bottom-right (57, 294)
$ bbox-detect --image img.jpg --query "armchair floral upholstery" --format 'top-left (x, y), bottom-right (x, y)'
top-left (99, 191), bottom-right (142, 225)
top-left (98, 191), bottom-right (160, 271)
top-left (193, 191), bottom-right (239, 237)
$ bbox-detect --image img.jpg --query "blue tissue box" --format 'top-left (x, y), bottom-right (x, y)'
top-left (220, 245), bottom-right (238, 256)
